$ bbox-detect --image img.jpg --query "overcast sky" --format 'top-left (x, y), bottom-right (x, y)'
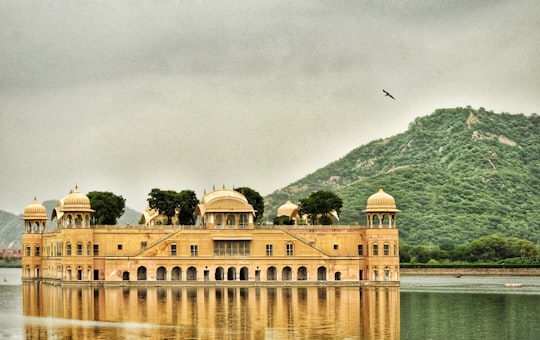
top-left (1, 0), bottom-right (539, 214)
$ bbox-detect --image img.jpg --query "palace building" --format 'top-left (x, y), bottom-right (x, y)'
top-left (22, 187), bottom-right (400, 285)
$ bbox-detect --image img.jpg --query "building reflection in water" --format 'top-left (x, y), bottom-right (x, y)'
top-left (23, 283), bottom-right (399, 339)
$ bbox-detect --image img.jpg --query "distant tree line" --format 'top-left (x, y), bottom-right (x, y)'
top-left (400, 234), bottom-right (539, 264)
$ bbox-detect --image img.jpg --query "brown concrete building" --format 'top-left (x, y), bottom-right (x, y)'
top-left (22, 187), bottom-right (400, 284)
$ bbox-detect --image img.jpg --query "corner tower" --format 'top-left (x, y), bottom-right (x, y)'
top-left (363, 187), bottom-right (400, 281)
top-left (22, 198), bottom-right (47, 279)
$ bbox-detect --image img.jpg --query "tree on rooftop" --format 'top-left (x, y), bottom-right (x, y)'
top-left (177, 190), bottom-right (199, 225)
top-left (88, 191), bottom-right (126, 225)
top-left (147, 188), bottom-right (180, 225)
top-left (298, 190), bottom-right (343, 225)
top-left (235, 187), bottom-right (264, 223)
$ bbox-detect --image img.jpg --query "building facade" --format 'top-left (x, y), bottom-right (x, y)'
top-left (22, 187), bottom-right (400, 284)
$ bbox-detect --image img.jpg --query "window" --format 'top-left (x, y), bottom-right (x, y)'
top-left (171, 244), bottom-right (177, 256)
top-left (77, 243), bottom-right (83, 256)
top-left (190, 244), bottom-right (198, 256)
top-left (117, 244), bottom-right (123, 251)
top-left (215, 215), bottom-right (223, 229)
top-left (372, 244), bottom-right (378, 256)
top-left (358, 244), bottom-right (364, 256)
top-left (87, 243), bottom-right (91, 256)
top-left (57, 242), bottom-right (62, 256)
top-left (266, 244), bottom-right (273, 256)
top-left (213, 241), bottom-right (251, 256)
top-left (239, 214), bottom-right (248, 228)
top-left (141, 241), bottom-right (147, 251)
top-left (286, 243), bottom-right (294, 256)
top-left (384, 244), bottom-right (390, 256)
top-left (93, 244), bottom-right (99, 256)
top-left (333, 244), bottom-right (339, 250)
top-left (26, 246), bottom-right (31, 257)
top-left (35, 246), bottom-right (40, 257)
top-left (66, 243), bottom-right (72, 256)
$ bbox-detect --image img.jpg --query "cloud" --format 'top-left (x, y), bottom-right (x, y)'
top-left (1, 0), bottom-right (539, 214)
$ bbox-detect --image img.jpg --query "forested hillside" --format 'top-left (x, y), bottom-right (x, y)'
top-left (264, 107), bottom-right (539, 247)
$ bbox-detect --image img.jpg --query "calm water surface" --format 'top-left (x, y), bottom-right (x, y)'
top-left (1, 268), bottom-right (539, 339)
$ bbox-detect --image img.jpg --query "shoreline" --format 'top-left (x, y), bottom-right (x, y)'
top-left (401, 267), bottom-right (540, 276)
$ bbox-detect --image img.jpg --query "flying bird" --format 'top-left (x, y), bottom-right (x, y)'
top-left (383, 89), bottom-right (396, 100)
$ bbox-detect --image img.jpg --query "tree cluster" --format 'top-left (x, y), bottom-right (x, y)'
top-left (278, 190), bottom-right (343, 225)
top-left (400, 234), bottom-right (539, 264)
top-left (88, 191), bottom-right (126, 225)
top-left (147, 188), bottom-right (199, 225)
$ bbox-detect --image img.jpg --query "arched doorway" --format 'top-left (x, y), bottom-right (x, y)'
top-left (171, 266), bottom-right (181, 280)
top-left (240, 267), bottom-right (249, 281)
top-left (282, 266), bottom-right (292, 280)
top-left (123, 271), bottom-right (130, 280)
top-left (317, 266), bottom-right (327, 281)
top-left (137, 266), bottom-right (147, 280)
top-left (227, 267), bottom-right (236, 280)
top-left (267, 266), bottom-right (277, 280)
top-left (215, 267), bottom-right (224, 280)
top-left (187, 266), bottom-right (197, 281)
top-left (157, 266), bottom-right (167, 280)
top-left (297, 266), bottom-right (307, 280)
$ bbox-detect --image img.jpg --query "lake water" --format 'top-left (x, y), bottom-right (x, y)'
top-left (1, 268), bottom-right (539, 339)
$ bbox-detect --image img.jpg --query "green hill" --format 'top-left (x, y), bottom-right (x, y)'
top-left (263, 107), bottom-right (539, 247)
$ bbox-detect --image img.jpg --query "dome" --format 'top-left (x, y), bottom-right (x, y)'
top-left (200, 189), bottom-right (249, 206)
top-left (23, 198), bottom-right (47, 220)
top-left (62, 187), bottom-right (94, 212)
top-left (277, 200), bottom-right (298, 217)
top-left (195, 189), bottom-right (255, 218)
top-left (364, 188), bottom-right (400, 212)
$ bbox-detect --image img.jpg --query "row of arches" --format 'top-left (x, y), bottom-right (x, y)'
top-left (56, 213), bottom-right (92, 228)
top-left (202, 213), bottom-right (253, 229)
top-left (24, 221), bottom-right (46, 233)
top-left (130, 265), bottom-right (332, 281)
top-left (24, 264), bottom-right (398, 282)
top-left (366, 212), bottom-right (397, 228)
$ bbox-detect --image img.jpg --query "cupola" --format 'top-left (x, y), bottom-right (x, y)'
top-left (363, 187), bottom-right (400, 228)
top-left (23, 198), bottom-right (47, 233)
top-left (63, 187), bottom-right (93, 212)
